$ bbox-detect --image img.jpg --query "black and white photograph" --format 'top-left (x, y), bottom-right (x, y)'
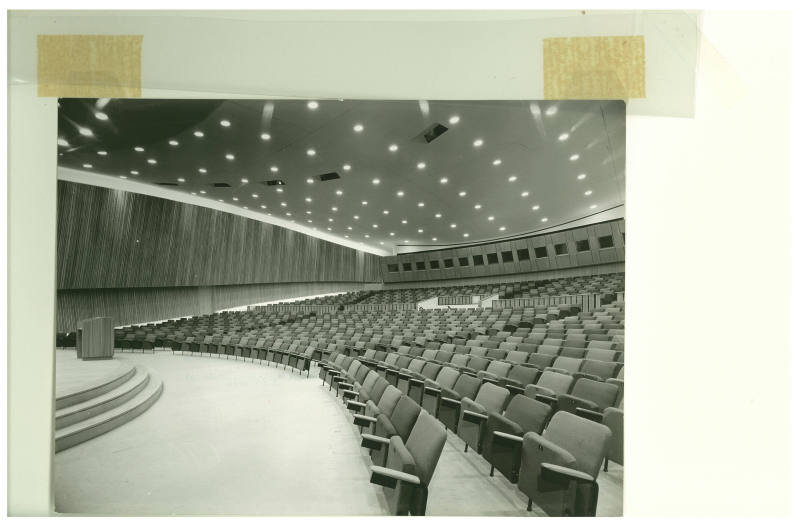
top-left (52, 98), bottom-right (625, 516)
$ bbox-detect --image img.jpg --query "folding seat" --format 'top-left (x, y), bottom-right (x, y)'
top-left (536, 345), bottom-right (561, 357)
top-left (556, 378), bottom-right (620, 421)
top-left (378, 352), bottom-right (401, 375)
top-left (452, 344), bottom-right (469, 355)
top-left (425, 341), bottom-right (441, 351)
top-left (338, 360), bottom-right (372, 397)
top-left (436, 374), bottom-right (481, 432)
top-left (288, 345), bottom-right (316, 376)
top-left (526, 353), bottom-right (556, 370)
top-left (563, 334), bottom-right (587, 348)
top-left (346, 373), bottom-right (390, 414)
top-left (575, 359), bottom-right (620, 382)
top-left (516, 343), bottom-right (538, 354)
top-left (477, 361), bottom-right (512, 384)
top-left (542, 337), bottom-right (564, 347)
top-left (547, 356), bottom-right (583, 375)
top-left (318, 352), bottom-right (344, 383)
top-left (397, 359), bottom-right (427, 395)
top-left (397, 346), bottom-right (411, 355)
top-left (466, 339), bottom-right (483, 349)
top-left (499, 365), bottom-right (541, 397)
top-left (498, 342), bottom-right (517, 353)
top-left (482, 340), bottom-right (501, 350)
top-left (439, 343), bottom-right (455, 353)
top-left (586, 332), bottom-right (611, 341)
top-left (503, 350), bottom-right (529, 366)
top-left (413, 336), bottom-right (427, 347)
top-left (517, 411), bottom-right (612, 516)
top-left (525, 371), bottom-right (576, 405)
top-left (408, 346), bottom-right (426, 358)
top-left (559, 347), bottom-right (587, 359)
top-left (587, 340), bottom-right (614, 350)
top-left (483, 395), bottom-right (552, 483)
top-left (464, 356), bottom-right (491, 376)
top-left (386, 355), bottom-right (414, 386)
top-left (433, 350), bottom-right (453, 365)
top-left (421, 366), bottom-right (460, 416)
top-left (354, 385), bottom-right (403, 433)
top-left (585, 348), bottom-right (619, 362)
top-left (407, 362), bottom-right (444, 405)
top-left (446, 353), bottom-right (470, 370)
top-left (457, 382), bottom-right (511, 453)
top-left (362, 395), bottom-right (422, 466)
top-left (467, 346), bottom-right (488, 358)
top-left (602, 404), bottom-right (623, 471)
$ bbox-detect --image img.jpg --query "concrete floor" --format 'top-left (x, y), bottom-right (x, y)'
top-left (54, 351), bottom-right (622, 516)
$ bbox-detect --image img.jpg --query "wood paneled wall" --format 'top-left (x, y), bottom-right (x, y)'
top-left (57, 281), bottom-right (374, 331)
top-left (57, 181), bottom-right (382, 289)
top-left (381, 219), bottom-right (625, 283)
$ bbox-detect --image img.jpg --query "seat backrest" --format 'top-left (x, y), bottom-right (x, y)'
top-left (439, 343), bottom-right (455, 353)
top-left (506, 365), bottom-right (540, 386)
top-left (403, 411), bottom-right (447, 486)
top-left (534, 371), bottom-right (575, 395)
top-left (449, 354), bottom-right (469, 367)
top-left (542, 337), bottom-right (564, 347)
top-left (396, 355), bottom-right (413, 369)
top-left (482, 340), bottom-right (500, 349)
top-left (517, 343), bottom-right (538, 354)
top-left (434, 366), bottom-right (460, 389)
top-left (504, 395), bottom-right (551, 434)
top-left (485, 360), bottom-right (512, 378)
top-left (422, 349), bottom-right (438, 361)
top-left (370, 376), bottom-right (390, 402)
top-left (453, 374), bottom-right (481, 400)
top-left (587, 340), bottom-right (614, 350)
top-left (551, 356), bottom-right (583, 373)
top-left (467, 356), bottom-right (491, 372)
top-left (487, 348), bottom-right (507, 360)
top-left (473, 383), bottom-right (511, 414)
top-left (580, 359), bottom-right (619, 381)
top-left (536, 345), bottom-right (561, 356)
top-left (377, 385), bottom-right (403, 414)
top-left (559, 347), bottom-right (586, 359)
top-left (434, 350), bottom-right (453, 363)
top-left (408, 358), bottom-right (426, 374)
top-left (527, 353), bottom-right (556, 369)
top-left (389, 395), bottom-right (422, 441)
top-left (385, 353), bottom-right (400, 366)
top-left (570, 378), bottom-right (619, 411)
top-left (468, 346), bottom-right (488, 357)
top-left (505, 350), bottom-right (528, 364)
top-left (585, 348), bottom-right (617, 362)
top-left (363, 349), bottom-right (376, 360)
top-left (543, 411), bottom-right (612, 478)
top-left (421, 362), bottom-right (442, 380)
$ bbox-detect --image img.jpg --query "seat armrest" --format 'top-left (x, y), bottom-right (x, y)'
top-left (506, 384), bottom-right (524, 396)
top-left (341, 389), bottom-right (359, 399)
top-left (575, 407), bottom-right (604, 423)
top-left (347, 400), bottom-right (366, 410)
top-left (462, 409), bottom-right (489, 424)
top-left (423, 386), bottom-right (441, 396)
top-left (361, 433), bottom-right (391, 451)
top-left (440, 396), bottom-right (461, 407)
top-left (338, 383), bottom-right (355, 391)
top-left (493, 430), bottom-right (524, 444)
top-left (369, 465), bottom-right (421, 488)
top-left (540, 462), bottom-right (595, 487)
top-left (534, 393), bottom-right (557, 406)
top-left (353, 414), bottom-right (377, 427)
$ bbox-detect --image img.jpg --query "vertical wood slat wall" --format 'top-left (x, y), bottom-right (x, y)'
top-left (57, 181), bottom-right (382, 289)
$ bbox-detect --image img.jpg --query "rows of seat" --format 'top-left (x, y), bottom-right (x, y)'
top-left (497, 273), bottom-right (625, 300)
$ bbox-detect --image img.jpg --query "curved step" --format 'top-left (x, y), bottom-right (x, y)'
top-left (55, 367), bottom-right (150, 430)
top-left (56, 363), bottom-right (137, 410)
top-left (55, 372), bottom-right (164, 453)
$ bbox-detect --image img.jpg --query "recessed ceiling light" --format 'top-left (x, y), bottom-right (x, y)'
top-left (331, 206), bottom-right (338, 211)
top-left (474, 204), bottom-right (482, 210)
top-left (577, 173), bottom-right (587, 180)
top-left (94, 112), bottom-right (108, 121)
top-left (307, 101), bottom-right (319, 110)
top-left (558, 133), bottom-right (569, 141)
top-left (417, 202), bottom-right (425, 207)
top-left (342, 164), bottom-right (351, 171)
top-left (353, 123), bottom-right (364, 132)
top-left (219, 199), bottom-right (224, 202)
top-left (492, 159), bottom-right (502, 166)
top-left (327, 227), bottom-right (332, 231)
top-left (379, 241), bottom-right (385, 245)
top-left (389, 232), bottom-right (395, 236)
top-left (545, 105), bottom-right (558, 116)
top-left (570, 154), bottom-right (580, 161)
top-left (508, 175), bottom-right (517, 182)
top-left (220, 120), bottom-right (231, 127)
top-left (241, 178), bottom-right (248, 183)
top-left (373, 224), bottom-right (379, 229)
top-left (417, 229), bottom-right (423, 233)
top-left (400, 219), bottom-right (407, 225)
top-left (532, 205), bottom-right (540, 211)
top-left (97, 150), bottom-right (107, 156)
top-left (130, 170), bottom-right (138, 175)
top-left (177, 178), bottom-right (185, 183)
top-left (440, 177), bottom-right (448, 184)
top-left (521, 191), bottom-right (529, 197)
top-left (449, 115), bottom-right (460, 124)
top-left (119, 175), bottom-right (127, 179)
top-left (388, 144), bottom-right (398, 152)
top-left (306, 149), bottom-right (316, 157)
top-left (286, 212), bottom-right (291, 216)
top-left (307, 220), bottom-right (313, 223)
top-left (488, 216), bottom-right (495, 221)
top-left (280, 202), bottom-right (287, 207)
top-left (335, 190), bottom-right (343, 196)
top-left (404, 240), bottom-right (409, 243)
top-left (270, 166), bottom-right (279, 172)
top-left (499, 226), bottom-right (506, 231)
top-left (261, 205), bottom-right (267, 209)
top-left (200, 190), bottom-right (206, 194)
top-left (584, 190), bottom-right (593, 196)
top-left (169, 140), bottom-right (179, 146)
top-left (193, 130), bottom-right (204, 137)
top-left (79, 127), bottom-right (93, 137)
top-left (383, 210), bottom-right (389, 215)
top-left (541, 217), bottom-right (548, 222)
top-left (276, 188), bottom-right (283, 193)
top-left (328, 218), bottom-right (333, 222)
top-left (57, 137), bottom-right (69, 147)
top-left (396, 190), bottom-right (404, 197)
top-left (431, 237), bottom-right (437, 241)
top-left (306, 178), bottom-right (314, 184)
top-left (590, 204), bottom-right (597, 209)
top-left (232, 197), bottom-right (239, 201)
top-left (198, 168), bottom-right (207, 173)
top-left (463, 233), bottom-right (470, 238)
top-left (434, 213), bottom-right (442, 218)
top-left (353, 215), bottom-right (359, 220)
top-left (225, 153), bottom-right (235, 160)
top-left (361, 201), bottom-right (368, 206)
top-left (261, 133), bottom-right (271, 141)
top-left (473, 138), bottom-right (483, 147)
top-left (134, 146), bottom-right (144, 152)
top-left (364, 234), bottom-right (370, 238)
top-left (147, 158), bottom-right (157, 164)
top-left (450, 223), bottom-right (457, 228)
top-left (372, 178), bottom-right (380, 185)
top-left (347, 226), bottom-right (353, 230)
top-left (252, 193), bottom-right (259, 198)
top-left (417, 162), bottom-right (426, 170)
top-left (305, 197), bottom-right (312, 203)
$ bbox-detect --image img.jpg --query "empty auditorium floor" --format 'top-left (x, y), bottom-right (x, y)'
top-left (54, 350), bottom-right (623, 516)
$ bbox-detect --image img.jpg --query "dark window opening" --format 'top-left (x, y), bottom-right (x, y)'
top-left (598, 235), bottom-right (614, 248)
top-left (402, 262), bottom-right (413, 271)
top-left (501, 250), bottom-right (514, 263)
top-left (458, 257), bottom-right (470, 267)
top-left (517, 248), bottom-right (530, 261)
top-left (416, 261), bottom-right (426, 270)
top-left (486, 253), bottom-right (499, 264)
top-left (576, 239), bottom-right (591, 252)
top-left (534, 246), bottom-right (548, 258)
top-left (473, 255), bottom-right (485, 266)
top-left (444, 258), bottom-right (454, 268)
top-left (429, 260), bottom-right (441, 269)
top-left (387, 263), bottom-right (399, 273)
top-left (555, 243), bottom-right (568, 255)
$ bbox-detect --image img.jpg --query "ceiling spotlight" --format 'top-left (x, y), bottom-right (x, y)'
top-left (305, 197), bottom-right (312, 203)
top-left (232, 197), bottom-right (239, 201)
top-left (243, 207), bottom-right (249, 210)
top-left (276, 188), bottom-right (284, 193)
top-left (344, 235), bottom-right (349, 238)
top-left (252, 193), bottom-right (259, 198)
top-left (220, 120), bottom-right (231, 127)
top-left (372, 178), bottom-right (380, 185)
top-left (577, 173), bottom-right (587, 180)
top-left (335, 190), bottom-right (343, 196)
top-left (570, 154), bottom-right (580, 161)
top-left (417, 162), bottom-right (426, 170)
top-left (458, 191), bottom-right (467, 197)
top-left (219, 199), bottom-right (224, 202)
top-left (177, 178), bottom-right (185, 183)
top-left (396, 190), bottom-right (404, 197)
top-left (306, 178), bottom-right (314, 184)
top-left (169, 140), bottom-right (179, 146)
top-left (545, 105), bottom-right (558, 116)
top-left (198, 168), bottom-right (207, 174)
top-left (241, 178), bottom-right (248, 183)
top-left (328, 218), bottom-right (333, 222)
top-left (584, 190), bottom-right (593, 196)
top-left (270, 166), bottom-right (279, 173)
top-left (193, 130), bottom-right (204, 137)
top-left (307, 220), bottom-right (312, 224)
top-left (225, 153), bottom-right (235, 160)
top-left (508, 175), bottom-right (518, 182)
top-left (306, 149), bottom-right (316, 157)
top-left (94, 112), bottom-right (108, 121)
top-left (431, 237), bottom-right (437, 242)
top-left (261, 133), bottom-right (271, 141)
top-left (440, 177), bottom-right (448, 184)
top-left (473, 138), bottom-right (484, 148)
top-left (488, 216), bottom-right (495, 221)
top-left (130, 170), bottom-right (139, 175)
top-left (78, 127), bottom-right (93, 137)
top-left (261, 204), bottom-right (267, 209)
top-left (119, 175), bottom-right (127, 179)
top-left (331, 206), bottom-right (338, 211)
top-left (361, 201), bottom-right (368, 206)
top-left (353, 123), bottom-right (364, 132)
top-left (463, 233), bottom-right (470, 238)
top-left (388, 144), bottom-right (398, 152)
top-left (307, 101), bottom-right (319, 110)
top-left (404, 240), bottom-right (409, 243)
top-left (401, 219), bottom-right (408, 224)
top-left (434, 213), bottom-right (442, 218)
top-left (450, 223), bottom-right (457, 229)
top-left (364, 234), bottom-right (369, 238)
top-left (590, 204), bottom-right (597, 209)
top-left (449, 115), bottom-right (460, 124)
top-left (280, 202), bottom-right (287, 207)
top-left (521, 191), bottom-right (529, 197)
top-left (492, 159), bottom-right (502, 166)
top-left (390, 232), bottom-right (395, 236)
top-left (286, 212), bottom-right (291, 216)
top-left (97, 150), bottom-right (107, 156)
top-left (558, 133), bottom-right (569, 141)
top-left (383, 210), bottom-right (389, 215)
top-left (499, 226), bottom-right (507, 231)
top-left (541, 217), bottom-right (548, 222)
top-left (342, 164), bottom-right (351, 171)
top-left (474, 204), bottom-right (482, 210)
top-left (347, 226), bottom-right (353, 230)
top-left (532, 205), bottom-right (540, 210)
top-left (373, 224), bottom-right (379, 229)
top-left (417, 202), bottom-right (425, 207)
top-left (134, 146), bottom-right (144, 152)
top-left (147, 158), bottom-right (157, 165)
top-left (353, 215), bottom-right (359, 220)
top-left (200, 190), bottom-right (206, 194)
top-left (417, 229), bottom-right (423, 233)
top-left (379, 241), bottom-right (385, 245)
top-left (57, 137), bottom-right (69, 147)
top-left (327, 227), bottom-right (332, 231)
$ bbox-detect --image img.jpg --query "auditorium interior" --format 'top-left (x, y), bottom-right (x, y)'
top-left (52, 98), bottom-right (627, 516)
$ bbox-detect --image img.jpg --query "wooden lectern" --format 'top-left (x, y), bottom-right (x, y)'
top-left (76, 317), bottom-right (114, 360)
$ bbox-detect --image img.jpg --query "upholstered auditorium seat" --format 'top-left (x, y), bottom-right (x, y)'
top-left (517, 411), bottom-right (611, 516)
top-left (483, 395), bottom-right (552, 482)
top-left (498, 365), bottom-right (541, 397)
top-left (555, 378), bottom-right (619, 420)
top-left (457, 382), bottom-right (510, 453)
top-left (436, 373), bottom-right (481, 432)
top-left (421, 366), bottom-right (460, 416)
top-left (524, 371), bottom-right (575, 405)
top-left (363, 395), bottom-right (422, 466)
top-left (476, 360), bottom-right (512, 384)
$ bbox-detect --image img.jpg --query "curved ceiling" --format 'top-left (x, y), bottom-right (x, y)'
top-left (57, 98), bottom-right (625, 254)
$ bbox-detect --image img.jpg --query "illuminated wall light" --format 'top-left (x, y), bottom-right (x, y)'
top-left (305, 197), bottom-right (312, 203)
top-left (200, 190), bottom-right (207, 194)
top-left (276, 188), bottom-right (283, 193)
top-left (458, 191), bottom-right (467, 197)
top-left (119, 175), bottom-right (128, 179)
top-left (508, 175), bottom-right (517, 182)
top-left (431, 237), bottom-right (437, 241)
top-left (434, 213), bottom-right (442, 218)
top-left (474, 204), bottom-right (482, 210)
top-left (331, 206), bottom-right (338, 211)
top-left (488, 216), bottom-right (495, 221)
top-left (353, 215), bottom-right (359, 220)
top-left (252, 194), bottom-right (259, 198)
top-left (261, 205), bottom-right (267, 209)
top-left (450, 223), bottom-right (457, 228)
top-left (463, 233), bottom-right (470, 238)
top-left (232, 197), bottom-right (239, 201)
top-left (389, 232), bottom-right (395, 236)
top-left (401, 219), bottom-right (407, 224)
top-left (306, 178), bottom-right (314, 184)
top-left (373, 224), bottom-right (379, 229)
top-left (499, 226), bottom-right (506, 231)
top-left (361, 201), bottom-right (368, 206)
top-left (417, 202), bottom-right (425, 207)
top-left (383, 210), bottom-right (389, 215)
top-left (590, 204), bottom-right (597, 209)
top-left (280, 202), bottom-right (287, 207)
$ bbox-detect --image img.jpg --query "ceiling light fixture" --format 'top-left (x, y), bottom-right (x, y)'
top-left (545, 105), bottom-right (558, 116)
top-left (147, 158), bottom-right (157, 165)
top-left (307, 101), bottom-right (319, 110)
top-left (342, 164), bottom-right (351, 171)
top-left (200, 190), bottom-right (206, 194)
top-left (450, 223), bottom-right (457, 228)
top-left (130, 170), bottom-right (139, 175)
top-left (276, 188), bottom-right (284, 193)
top-left (119, 175), bottom-right (127, 179)
top-left (335, 190), bottom-right (343, 196)
top-left (220, 120), bottom-right (231, 127)
top-left (177, 178), bottom-right (185, 183)
top-left (232, 197), bottom-right (239, 201)
top-left (306, 149), bottom-right (316, 156)
top-left (241, 178), bottom-right (248, 183)
top-left (361, 201), bottom-right (368, 206)
top-left (417, 162), bottom-right (426, 170)
top-left (225, 153), bottom-right (235, 160)
top-left (521, 191), bottom-right (529, 197)
top-left (432, 237), bottom-right (437, 241)
top-left (57, 137), bottom-right (69, 147)
top-left (449, 115), bottom-right (460, 124)
top-left (388, 144), bottom-right (398, 152)
top-left (558, 133), bottom-right (569, 141)
top-left (353, 123), bottom-right (364, 132)
top-left (492, 159), bottom-right (502, 166)
top-left (440, 177), bottom-right (448, 184)
top-left (590, 204), bottom-right (597, 209)
top-left (541, 217), bottom-right (548, 222)
top-left (473, 138), bottom-right (483, 147)
top-left (401, 219), bottom-right (407, 224)
top-left (97, 150), bottom-right (107, 156)
top-left (396, 190), bottom-right (404, 197)
top-left (79, 127), bottom-right (93, 137)
top-left (532, 205), bottom-right (540, 210)
top-left (434, 213), bottom-right (442, 218)
top-left (499, 226), bottom-right (506, 231)
top-left (261, 133), bottom-right (271, 140)
top-left (474, 204), bottom-right (482, 210)
top-left (193, 130), bottom-right (204, 137)
top-left (270, 166), bottom-right (279, 172)
top-left (383, 210), bottom-right (389, 215)
top-left (417, 202), bottom-right (425, 207)
top-left (570, 154), bottom-right (580, 161)
top-left (94, 112), bottom-right (108, 121)
top-left (169, 140), bottom-right (179, 146)
top-left (458, 191), bottom-right (467, 197)
top-left (306, 178), bottom-right (314, 184)
top-left (488, 216), bottom-right (494, 221)
top-left (372, 178), bottom-right (380, 185)
top-left (305, 197), bottom-right (312, 202)
top-left (577, 173), bottom-right (587, 180)
top-left (198, 168), bottom-right (207, 173)
top-left (584, 190), bottom-right (593, 196)
top-left (134, 146), bottom-right (144, 152)
top-left (508, 175), bottom-right (517, 182)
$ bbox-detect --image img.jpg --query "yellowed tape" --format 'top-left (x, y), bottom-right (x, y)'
top-left (543, 36), bottom-right (645, 99)
top-left (37, 35), bottom-right (142, 97)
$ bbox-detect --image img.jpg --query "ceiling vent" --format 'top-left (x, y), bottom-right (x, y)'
top-left (262, 179), bottom-right (286, 186)
top-left (318, 172), bottom-right (341, 182)
top-left (421, 123), bottom-right (449, 143)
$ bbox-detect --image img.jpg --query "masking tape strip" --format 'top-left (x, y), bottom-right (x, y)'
top-left (37, 35), bottom-right (142, 97)
top-left (543, 36), bottom-right (645, 100)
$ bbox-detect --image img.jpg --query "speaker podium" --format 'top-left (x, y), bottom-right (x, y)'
top-left (76, 317), bottom-right (115, 360)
